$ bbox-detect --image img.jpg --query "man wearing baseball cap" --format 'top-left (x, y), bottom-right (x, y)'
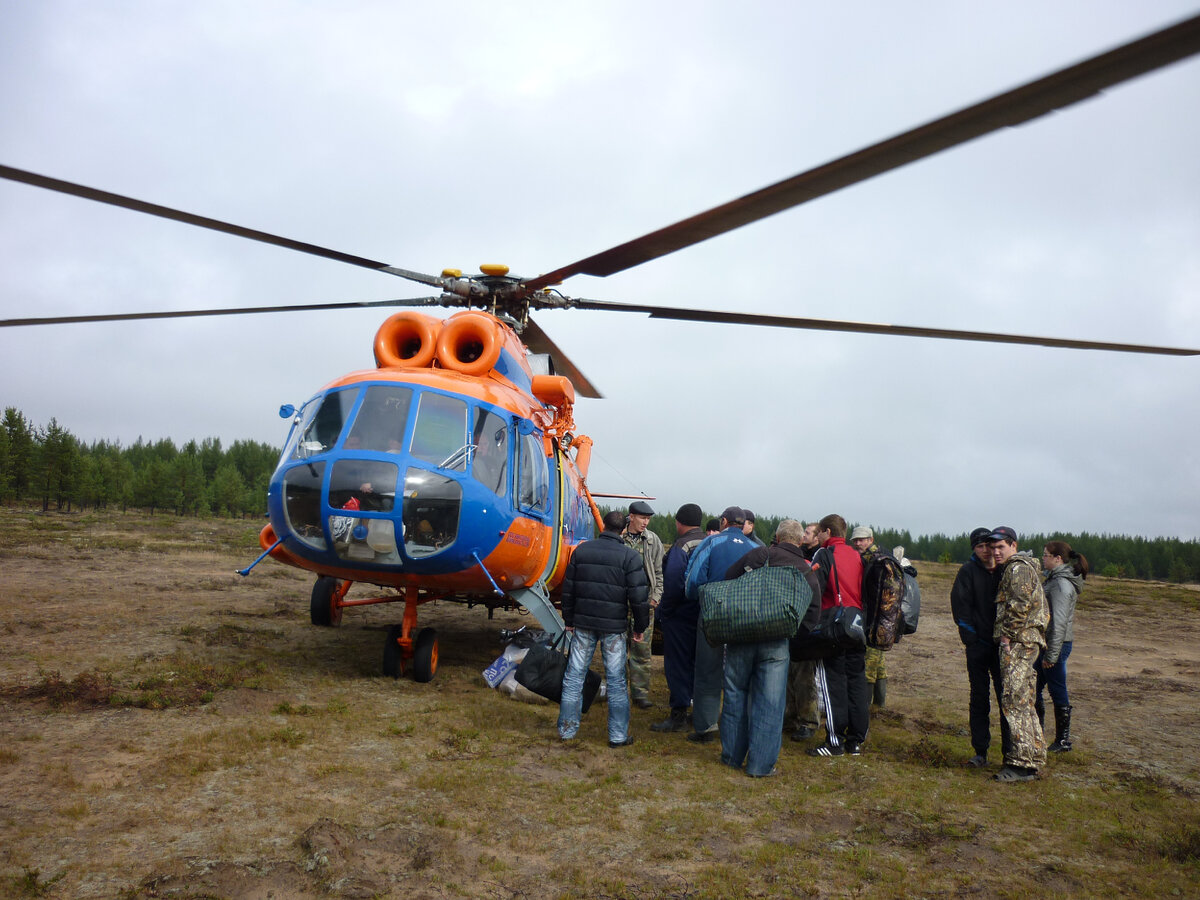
top-left (683, 506), bottom-right (756, 743)
top-left (651, 503), bottom-right (706, 733)
top-left (990, 526), bottom-right (1049, 782)
top-left (622, 500), bottom-right (664, 709)
top-left (950, 528), bottom-right (1010, 768)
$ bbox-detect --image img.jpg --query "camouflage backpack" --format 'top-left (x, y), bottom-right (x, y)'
top-left (861, 549), bottom-right (906, 650)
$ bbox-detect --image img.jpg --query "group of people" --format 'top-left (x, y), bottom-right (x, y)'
top-left (555, 503), bottom-right (1086, 784)
top-left (951, 527), bottom-right (1087, 781)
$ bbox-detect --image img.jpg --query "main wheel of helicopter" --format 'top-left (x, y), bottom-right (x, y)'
top-left (411, 627), bottom-right (439, 683)
top-left (382, 624), bottom-right (405, 679)
top-left (310, 576), bottom-right (342, 627)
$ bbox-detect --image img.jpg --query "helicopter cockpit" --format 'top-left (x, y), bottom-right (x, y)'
top-left (272, 381), bottom-right (545, 571)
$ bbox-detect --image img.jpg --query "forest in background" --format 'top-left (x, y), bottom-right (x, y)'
top-left (3, 407), bottom-right (1197, 584)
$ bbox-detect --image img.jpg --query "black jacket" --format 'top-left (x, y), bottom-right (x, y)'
top-left (726, 542), bottom-right (822, 634)
top-left (949, 554), bottom-right (1001, 647)
top-left (562, 532), bottom-right (650, 635)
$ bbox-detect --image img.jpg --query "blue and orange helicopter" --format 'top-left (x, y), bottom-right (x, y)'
top-left (3, 15), bottom-right (1199, 681)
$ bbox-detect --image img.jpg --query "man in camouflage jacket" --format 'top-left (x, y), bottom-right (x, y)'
top-left (622, 500), bottom-right (664, 709)
top-left (989, 527), bottom-right (1050, 782)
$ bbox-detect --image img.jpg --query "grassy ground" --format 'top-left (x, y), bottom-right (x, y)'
top-left (0, 507), bottom-right (1197, 898)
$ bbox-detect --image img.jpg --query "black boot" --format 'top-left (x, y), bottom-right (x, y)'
top-left (873, 678), bottom-right (887, 707)
top-left (650, 707), bottom-right (688, 733)
top-left (1049, 704), bottom-right (1073, 752)
top-left (1035, 696), bottom-right (1045, 732)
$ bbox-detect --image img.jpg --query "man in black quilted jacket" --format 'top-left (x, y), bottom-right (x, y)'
top-left (558, 510), bottom-right (650, 747)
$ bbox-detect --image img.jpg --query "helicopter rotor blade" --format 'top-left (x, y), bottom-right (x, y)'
top-left (0, 296), bottom-right (451, 328)
top-left (522, 12), bottom-right (1200, 291)
top-left (567, 299), bottom-right (1200, 357)
top-left (0, 164), bottom-right (447, 291)
top-left (521, 316), bottom-right (603, 399)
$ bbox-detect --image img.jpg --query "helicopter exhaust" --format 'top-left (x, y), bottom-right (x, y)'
top-left (373, 311), bottom-right (442, 368)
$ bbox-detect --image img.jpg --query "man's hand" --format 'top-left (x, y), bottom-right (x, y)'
top-left (631, 632), bottom-right (644, 643)
top-left (564, 626), bottom-right (574, 633)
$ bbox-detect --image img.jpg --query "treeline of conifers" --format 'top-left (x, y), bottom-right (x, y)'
top-left (0, 408), bottom-right (277, 518)
top-left (5, 408), bottom-right (1197, 584)
top-left (626, 512), bottom-right (1200, 586)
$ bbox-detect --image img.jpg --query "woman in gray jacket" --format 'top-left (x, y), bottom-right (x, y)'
top-left (1038, 540), bottom-right (1088, 753)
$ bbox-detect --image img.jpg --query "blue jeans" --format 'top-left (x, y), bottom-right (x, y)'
top-left (720, 639), bottom-right (789, 776)
top-left (558, 629), bottom-right (629, 743)
top-left (692, 625), bottom-right (724, 734)
top-left (1036, 640), bottom-right (1072, 709)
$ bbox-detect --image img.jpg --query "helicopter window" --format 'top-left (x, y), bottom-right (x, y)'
top-left (403, 468), bottom-right (462, 558)
top-left (290, 388), bottom-right (359, 460)
top-left (470, 409), bottom-right (509, 497)
top-left (345, 385), bottom-right (413, 452)
top-left (518, 431), bottom-right (549, 513)
top-left (410, 392), bottom-right (469, 469)
top-left (328, 459), bottom-right (397, 512)
top-left (282, 461), bottom-right (328, 550)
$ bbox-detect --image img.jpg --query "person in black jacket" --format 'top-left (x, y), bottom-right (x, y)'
top-left (558, 510), bottom-right (650, 747)
top-left (720, 520), bottom-right (821, 777)
top-left (950, 526), bottom-right (1011, 767)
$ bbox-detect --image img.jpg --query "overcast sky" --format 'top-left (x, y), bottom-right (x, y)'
top-left (2, 1), bottom-right (1198, 541)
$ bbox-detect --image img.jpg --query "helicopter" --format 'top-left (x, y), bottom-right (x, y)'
top-left (2, 13), bottom-right (1198, 681)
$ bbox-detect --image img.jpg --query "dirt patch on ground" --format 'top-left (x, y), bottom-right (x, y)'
top-left (1, 509), bottom-right (1197, 898)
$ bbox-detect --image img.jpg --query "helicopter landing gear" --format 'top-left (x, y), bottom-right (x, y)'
top-left (310, 576), bottom-right (348, 626)
top-left (381, 587), bottom-right (439, 682)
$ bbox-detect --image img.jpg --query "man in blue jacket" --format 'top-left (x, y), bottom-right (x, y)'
top-left (559, 510), bottom-right (650, 747)
top-left (683, 506), bottom-right (758, 743)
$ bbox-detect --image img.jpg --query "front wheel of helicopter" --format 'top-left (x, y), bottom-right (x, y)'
top-left (310, 576), bottom-right (342, 627)
top-left (411, 627), bottom-right (439, 683)
top-left (382, 624), bottom-right (405, 679)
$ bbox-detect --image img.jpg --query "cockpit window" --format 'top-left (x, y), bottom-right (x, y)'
top-left (410, 392), bottom-right (469, 470)
top-left (345, 385), bottom-right (413, 453)
top-left (403, 468), bottom-right (462, 557)
top-left (471, 409), bottom-right (509, 496)
top-left (289, 388), bottom-right (358, 460)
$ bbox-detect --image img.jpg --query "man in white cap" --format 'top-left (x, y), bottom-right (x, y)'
top-left (622, 500), bottom-right (663, 709)
top-left (850, 525), bottom-right (889, 707)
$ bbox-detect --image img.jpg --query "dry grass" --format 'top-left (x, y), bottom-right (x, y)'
top-left (0, 506), bottom-right (1198, 899)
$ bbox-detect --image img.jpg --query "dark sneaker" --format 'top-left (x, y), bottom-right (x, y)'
top-left (632, 697), bottom-right (652, 710)
top-left (806, 740), bottom-right (845, 758)
top-left (966, 754), bottom-right (988, 768)
top-left (608, 737), bottom-right (635, 748)
top-left (994, 765), bottom-right (1038, 782)
top-left (845, 741), bottom-right (863, 756)
top-left (789, 726), bottom-right (815, 742)
top-left (687, 730), bottom-right (717, 744)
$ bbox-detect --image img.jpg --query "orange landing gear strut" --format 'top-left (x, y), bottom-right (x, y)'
top-left (381, 586), bottom-right (439, 683)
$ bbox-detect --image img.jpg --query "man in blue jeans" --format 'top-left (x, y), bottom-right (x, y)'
top-left (558, 510), bottom-right (650, 747)
top-left (720, 519), bottom-right (821, 777)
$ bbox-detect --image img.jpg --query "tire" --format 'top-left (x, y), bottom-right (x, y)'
top-left (310, 576), bottom-right (342, 627)
top-left (382, 624), bottom-right (405, 679)
top-left (411, 627), bottom-right (439, 683)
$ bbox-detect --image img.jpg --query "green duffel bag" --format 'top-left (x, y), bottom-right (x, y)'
top-left (699, 562), bottom-right (813, 646)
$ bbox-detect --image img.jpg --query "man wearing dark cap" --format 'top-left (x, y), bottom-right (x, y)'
top-left (683, 506), bottom-right (757, 742)
top-left (622, 500), bottom-right (664, 709)
top-left (950, 527), bottom-right (1009, 767)
top-left (650, 503), bottom-right (706, 733)
top-left (990, 527), bottom-right (1049, 782)
top-left (742, 509), bottom-right (766, 547)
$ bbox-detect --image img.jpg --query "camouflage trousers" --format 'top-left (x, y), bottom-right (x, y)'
top-left (1000, 642), bottom-right (1046, 770)
top-left (627, 611), bottom-right (655, 701)
top-left (864, 646), bottom-right (887, 683)
top-left (784, 658), bottom-right (819, 732)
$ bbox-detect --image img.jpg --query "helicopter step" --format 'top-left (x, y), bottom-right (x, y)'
top-left (508, 582), bottom-right (565, 642)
